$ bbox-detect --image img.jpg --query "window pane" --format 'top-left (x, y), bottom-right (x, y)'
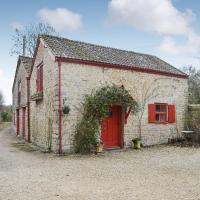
top-left (156, 105), bottom-right (161, 112)
top-left (156, 114), bottom-right (167, 122)
top-left (160, 114), bottom-right (167, 121)
top-left (160, 105), bottom-right (167, 112)
top-left (156, 114), bottom-right (160, 121)
top-left (156, 104), bottom-right (167, 112)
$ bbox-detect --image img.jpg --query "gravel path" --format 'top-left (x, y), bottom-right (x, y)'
top-left (1, 125), bottom-right (200, 200)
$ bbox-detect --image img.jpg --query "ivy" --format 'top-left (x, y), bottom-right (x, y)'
top-left (74, 86), bottom-right (139, 153)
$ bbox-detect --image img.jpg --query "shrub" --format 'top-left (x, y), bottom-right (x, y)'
top-left (187, 111), bottom-right (200, 132)
top-left (1, 112), bottom-right (12, 122)
top-left (184, 109), bottom-right (200, 143)
top-left (74, 86), bottom-right (138, 153)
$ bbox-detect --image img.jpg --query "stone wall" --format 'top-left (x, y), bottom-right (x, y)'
top-left (12, 61), bottom-right (29, 138)
top-left (60, 63), bottom-right (188, 152)
top-left (30, 41), bottom-right (58, 152)
top-left (29, 42), bottom-right (188, 153)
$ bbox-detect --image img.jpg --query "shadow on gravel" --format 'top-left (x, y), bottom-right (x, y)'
top-left (0, 122), bottom-right (12, 130)
top-left (11, 142), bottom-right (37, 152)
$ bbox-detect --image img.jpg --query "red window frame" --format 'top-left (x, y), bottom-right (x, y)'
top-left (148, 103), bottom-right (175, 124)
top-left (16, 109), bottom-right (19, 135)
top-left (36, 63), bottom-right (43, 92)
top-left (22, 107), bottom-right (26, 138)
top-left (18, 81), bottom-right (21, 105)
top-left (155, 103), bottom-right (168, 123)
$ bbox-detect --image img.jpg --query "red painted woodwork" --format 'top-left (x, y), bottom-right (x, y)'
top-left (58, 59), bottom-right (62, 154)
top-left (40, 65), bottom-right (43, 91)
top-left (36, 64), bottom-right (43, 92)
top-left (36, 68), bottom-right (39, 92)
top-left (16, 109), bottom-right (19, 135)
top-left (22, 107), bottom-right (26, 138)
top-left (101, 106), bottom-right (122, 148)
top-left (55, 57), bottom-right (188, 79)
top-left (148, 104), bottom-right (156, 123)
top-left (168, 105), bottom-right (176, 123)
top-left (125, 107), bottom-right (132, 124)
top-left (18, 81), bottom-right (21, 105)
top-left (26, 77), bottom-right (31, 142)
top-left (148, 103), bottom-right (176, 124)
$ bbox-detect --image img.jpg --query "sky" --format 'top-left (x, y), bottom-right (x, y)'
top-left (0, 0), bottom-right (200, 105)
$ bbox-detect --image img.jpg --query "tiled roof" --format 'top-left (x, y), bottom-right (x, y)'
top-left (41, 35), bottom-right (187, 77)
top-left (19, 56), bottom-right (32, 76)
top-left (12, 56), bottom-right (33, 92)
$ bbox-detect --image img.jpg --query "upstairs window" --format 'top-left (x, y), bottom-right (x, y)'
top-left (148, 103), bottom-right (175, 124)
top-left (36, 64), bottom-right (43, 92)
top-left (18, 81), bottom-right (21, 105)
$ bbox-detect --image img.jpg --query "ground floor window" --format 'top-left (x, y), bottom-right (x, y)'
top-left (148, 103), bottom-right (175, 124)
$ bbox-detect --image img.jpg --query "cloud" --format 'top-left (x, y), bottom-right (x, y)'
top-left (0, 68), bottom-right (13, 105)
top-left (107, 0), bottom-right (194, 35)
top-left (38, 8), bottom-right (82, 31)
top-left (107, 0), bottom-right (200, 55)
top-left (159, 32), bottom-right (200, 54)
top-left (11, 21), bottom-right (23, 30)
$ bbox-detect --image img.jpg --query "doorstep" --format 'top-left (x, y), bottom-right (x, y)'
top-left (104, 147), bottom-right (125, 152)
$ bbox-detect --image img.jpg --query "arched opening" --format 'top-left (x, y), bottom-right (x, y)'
top-left (74, 85), bottom-right (138, 153)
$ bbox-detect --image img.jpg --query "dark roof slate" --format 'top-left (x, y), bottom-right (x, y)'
top-left (12, 56), bottom-right (33, 92)
top-left (19, 56), bottom-right (32, 76)
top-left (41, 35), bottom-right (186, 77)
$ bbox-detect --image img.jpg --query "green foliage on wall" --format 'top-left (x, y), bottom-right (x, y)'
top-left (74, 86), bottom-right (139, 153)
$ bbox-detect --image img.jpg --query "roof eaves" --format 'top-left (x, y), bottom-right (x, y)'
top-left (42, 34), bottom-right (188, 78)
top-left (55, 57), bottom-right (189, 79)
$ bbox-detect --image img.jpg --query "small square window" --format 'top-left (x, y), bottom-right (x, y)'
top-left (155, 103), bottom-right (167, 123)
top-left (148, 103), bottom-right (176, 124)
top-left (156, 114), bottom-right (167, 122)
top-left (156, 104), bottom-right (166, 112)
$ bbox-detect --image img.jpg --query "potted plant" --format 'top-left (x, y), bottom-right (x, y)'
top-left (95, 135), bottom-right (104, 153)
top-left (132, 138), bottom-right (141, 149)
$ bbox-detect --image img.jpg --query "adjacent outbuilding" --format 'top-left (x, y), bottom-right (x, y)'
top-left (12, 56), bottom-right (32, 141)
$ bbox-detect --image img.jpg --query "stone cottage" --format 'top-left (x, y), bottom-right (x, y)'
top-left (13, 35), bottom-right (188, 153)
top-left (12, 56), bottom-right (32, 141)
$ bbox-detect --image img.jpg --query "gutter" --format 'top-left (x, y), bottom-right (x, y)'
top-left (55, 57), bottom-right (189, 79)
top-left (26, 77), bottom-right (31, 143)
top-left (57, 58), bottom-right (63, 154)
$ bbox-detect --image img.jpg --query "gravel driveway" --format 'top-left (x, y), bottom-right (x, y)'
top-left (1, 125), bottom-right (200, 200)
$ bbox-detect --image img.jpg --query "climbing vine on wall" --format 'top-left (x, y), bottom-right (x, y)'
top-left (74, 85), bottom-right (139, 153)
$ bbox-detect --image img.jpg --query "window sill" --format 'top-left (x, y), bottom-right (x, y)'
top-left (31, 91), bottom-right (43, 101)
top-left (149, 121), bottom-right (169, 124)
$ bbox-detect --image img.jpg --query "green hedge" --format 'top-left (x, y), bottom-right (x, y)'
top-left (1, 112), bottom-right (12, 122)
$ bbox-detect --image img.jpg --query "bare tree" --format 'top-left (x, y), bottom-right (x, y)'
top-left (10, 23), bottom-right (58, 57)
top-left (182, 66), bottom-right (200, 104)
top-left (133, 79), bottom-right (160, 139)
top-left (134, 77), bottom-right (181, 140)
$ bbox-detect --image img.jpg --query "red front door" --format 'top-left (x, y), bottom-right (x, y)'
top-left (101, 106), bottom-right (122, 148)
top-left (16, 109), bottom-right (19, 135)
top-left (22, 107), bottom-right (26, 139)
